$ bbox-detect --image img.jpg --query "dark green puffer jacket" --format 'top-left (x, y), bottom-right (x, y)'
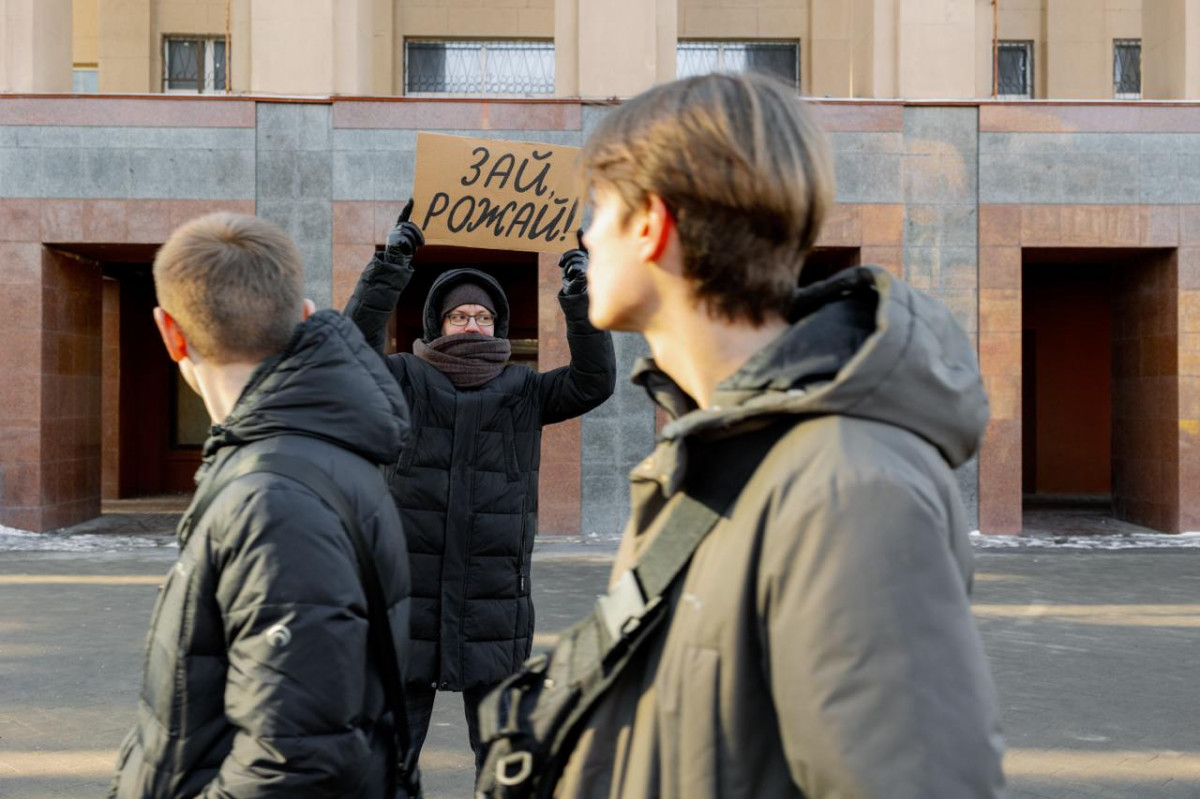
top-left (345, 256), bottom-right (616, 691)
top-left (109, 311), bottom-right (412, 799)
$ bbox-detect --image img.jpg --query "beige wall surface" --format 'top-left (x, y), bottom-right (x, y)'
top-left (397, 0), bottom-right (552, 38)
top-left (1047, 0), bottom-right (1109, 98)
top-left (2, 0), bottom-right (72, 92)
top-left (74, 0), bottom-right (100, 67)
top-left (897, 0), bottom-right (977, 97)
top-left (99, 0), bottom-right (152, 92)
top-left (250, 0), bottom-right (335, 94)
top-left (679, 0), bottom-right (807, 40)
top-left (571, 0), bottom-right (674, 97)
top-left (810, 0), bottom-right (851, 96)
top-left (1143, 0), bottom-right (1199, 98)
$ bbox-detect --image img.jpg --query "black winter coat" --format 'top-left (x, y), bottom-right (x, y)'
top-left (109, 311), bottom-right (413, 799)
top-left (345, 256), bottom-right (616, 691)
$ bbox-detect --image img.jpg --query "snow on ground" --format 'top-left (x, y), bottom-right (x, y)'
top-left (970, 531), bottom-right (1200, 550)
top-left (0, 525), bottom-right (621, 555)
top-left (0, 525), bottom-right (177, 553)
top-left (5, 523), bottom-right (1200, 554)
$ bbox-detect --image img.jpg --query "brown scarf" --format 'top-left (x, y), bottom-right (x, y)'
top-left (414, 333), bottom-right (512, 389)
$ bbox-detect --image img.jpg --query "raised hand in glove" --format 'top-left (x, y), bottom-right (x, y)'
top-left (384, 199), bottom-right (425, 265)
top-left (558, 230), bottom-right (589, 296)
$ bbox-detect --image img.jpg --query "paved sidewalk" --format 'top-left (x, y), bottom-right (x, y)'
top-left (1, 534), bottom-right (1198, 798)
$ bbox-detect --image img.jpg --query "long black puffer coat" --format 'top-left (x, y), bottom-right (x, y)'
top-left (109, 311), bottom-right (412, 799)
top-left (345, 256), bottom-right (616, 691)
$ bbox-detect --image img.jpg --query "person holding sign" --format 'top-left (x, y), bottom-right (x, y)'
top-left (343, 201), bottom-right (616, 778)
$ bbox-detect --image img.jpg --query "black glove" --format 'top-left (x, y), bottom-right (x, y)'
top-left (558, 230), bottom-right (588, 295)
top-left (384, 199), bottom-right (425, 265)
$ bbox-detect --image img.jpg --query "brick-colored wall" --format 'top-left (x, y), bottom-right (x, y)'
top-left (1112, 251), bottom-right (1180, 531)
top-left (39, 249), bottom-right (103, 531)
top-left (100, 277), bottom-right (120, 501)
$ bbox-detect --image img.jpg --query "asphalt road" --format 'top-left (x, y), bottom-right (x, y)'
top-left (2, 537), bottom-right (1198, 799)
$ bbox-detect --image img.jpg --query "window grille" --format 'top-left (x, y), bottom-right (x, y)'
top-left (164, 37), bottom-right (226, 93)
top-left (997, 41), bottom-right (1033, 99)
top-left (676, 41), bottom-right (800, 89)
top-left (1114, 39), bottom-right (1141, 99)
top-left (405, 41), bottom-right (555, 96)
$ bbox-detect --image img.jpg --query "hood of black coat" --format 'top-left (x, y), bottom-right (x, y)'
top-left (636, 267), bottom-right (989, 476)
top-left (421, 268), bottom-right (511, 342)
top-left (203, 310), bottom-right (409, 467)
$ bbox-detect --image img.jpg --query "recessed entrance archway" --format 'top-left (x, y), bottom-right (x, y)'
top-left (1021, 249), bottom-right (1179, 534)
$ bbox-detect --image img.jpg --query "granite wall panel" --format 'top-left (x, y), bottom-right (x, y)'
top-left (257, 104), bottom-right (332, 308)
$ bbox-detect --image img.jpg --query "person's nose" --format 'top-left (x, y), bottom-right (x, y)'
top-left (465, 318), bottom-right (481, 333)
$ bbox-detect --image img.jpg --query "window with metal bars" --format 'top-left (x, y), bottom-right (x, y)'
top-left (997, 41), bottom-right (1033, 99)
top-left (676, 41), bottom-right (800, 89)
top-left (164, 37), bottom-right (226, 93)
top-left (1114, 39), bottom-right (1141, 99)
top-left (404, 41), bottom-right (555, 96)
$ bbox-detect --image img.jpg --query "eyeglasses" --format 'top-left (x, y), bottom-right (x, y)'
top-left (444, 311), bottom-right (495, 327)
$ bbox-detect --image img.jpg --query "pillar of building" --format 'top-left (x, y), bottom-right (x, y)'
top-left (1142, 0), bottom-right (1200, 98)
top-left (0, 0), bottom-right (72, 93)
top-left (850, 0), bottom-right (899, 98)
top-left (242, 0), bottom-right (390, 96)
top-left (810, 0), bottom-right (854, 97)
top-left (1046, 0), bottom-right (1109, 99)
top-left (555, 0), bottom-right (676, 98)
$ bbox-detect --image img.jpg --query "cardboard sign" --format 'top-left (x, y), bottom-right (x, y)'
top-left (411, 132), bottom-right (582, 254)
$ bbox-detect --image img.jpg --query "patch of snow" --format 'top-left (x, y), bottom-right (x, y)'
top-left (970, 531), bottom-right (1200, 550)
top-left (0, 525), bottom-right (178, 553)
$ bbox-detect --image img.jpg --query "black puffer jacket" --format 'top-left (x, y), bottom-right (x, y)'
top-left (109, 311), bottom-right (412, 799)
top-left (345, 256), bottom-right (616, 691)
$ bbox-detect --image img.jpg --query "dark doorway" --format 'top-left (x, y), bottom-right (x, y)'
top-left (799, 246), bottom-right (862, 286)
top-left (58, 243), bottom-right (206, 502)
top-left (1022, 260), bottom-right (1114, 498)
top-left (112, 264), bottom-right (205, 497)
top-left (1022, 248), bottom-right (1180, 534)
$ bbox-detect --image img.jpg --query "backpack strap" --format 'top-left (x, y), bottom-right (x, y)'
top-left (594, 419), bottom-right (793, 653)
top-left (477, 418), bottom-right (803, 798)
top-left (178, 452), bottom-right (421, 797)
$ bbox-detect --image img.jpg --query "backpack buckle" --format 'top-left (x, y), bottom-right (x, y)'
top-left (596, 570), bottom-right (649, 643)
top-left (496, 751), bottom-right (534, 786)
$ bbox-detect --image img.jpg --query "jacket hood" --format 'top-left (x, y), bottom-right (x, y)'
top-left (422, 268), bottom-right (511, 342)
top-left (203, 310), bottom-right (409, 467)
top-left (636, 267), bottom-right (988, 488)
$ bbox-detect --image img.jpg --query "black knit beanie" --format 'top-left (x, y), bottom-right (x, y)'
top-left (440, 282), bottom-right (496, 318)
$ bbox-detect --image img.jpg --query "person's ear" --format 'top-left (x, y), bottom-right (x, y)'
top-left (639, 194), bottom-right (676, 271)
top-left (153, 307), bottom-right (189, 364)
top-left (302, 298), bottom-right (316, 321)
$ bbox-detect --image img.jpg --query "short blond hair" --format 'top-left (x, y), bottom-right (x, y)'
top-left (153, 213), bottom-right (304, 364)
top-left (582, 72), bottom-right (835, 324)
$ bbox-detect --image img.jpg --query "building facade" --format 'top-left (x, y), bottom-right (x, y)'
top-left (1, 96), bottom-right (1198, 537)
top-left (0, 1), bottom-right (1198, 537)
top-left (1, 0), bottom-right (1199, 101)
